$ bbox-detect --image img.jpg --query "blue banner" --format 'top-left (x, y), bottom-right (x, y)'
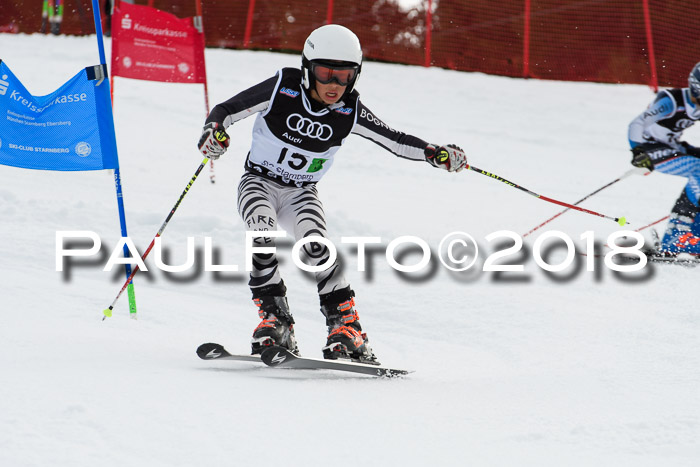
top-left (0, 60), bottom-right (118, 171)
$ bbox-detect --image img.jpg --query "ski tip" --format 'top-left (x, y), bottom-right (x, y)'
top-left (382, 369), bottom-right (414, 378)
top-left (196, 342), bottom-right (229, 360)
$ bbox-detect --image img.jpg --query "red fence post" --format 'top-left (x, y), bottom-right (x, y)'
top-left (424, 0), bottom-right (432, 67)
top-left (243, 0), bottom-right (256, 49)
top-left (523, 0), bottom-right (530, 78)
top-left (326, 0), bottom-right (334, 25)
top-left (641, 0), bottom-right (658, 91)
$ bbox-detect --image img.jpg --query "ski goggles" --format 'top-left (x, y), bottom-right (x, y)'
top-left (690, 75), bottom-right (700, 100)
top-left (310, 62), bottom-right (358, 86)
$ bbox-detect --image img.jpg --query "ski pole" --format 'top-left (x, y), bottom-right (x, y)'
top-left (466, 164), bottom-right (628, 226)
top-left (522, 168), bottom-right (648, 237)
top-left (594, 214), bottom-right (670, 255)
top-left (633, 214), bottom-right (669, 233)
top-left (41, 0), bottom-right (49, 34)
top-left (102, 157), bottom-right (210, 319)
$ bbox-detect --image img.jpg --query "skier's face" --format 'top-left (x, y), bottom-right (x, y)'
top-left (312, 81), bottom-right (346, 105)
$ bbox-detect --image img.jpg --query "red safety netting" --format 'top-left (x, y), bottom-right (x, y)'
top-left (429, 1), bottom-right (525, 77)
top-left (648, 0), bottom-right (700, 88)
top-left (525, 0), bottom-right (650, 84)
top-left (1, 0), bottom-right (697, 88)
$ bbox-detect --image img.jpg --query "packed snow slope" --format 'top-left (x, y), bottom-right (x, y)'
top-left (1, 34), bottom-right (698, 467)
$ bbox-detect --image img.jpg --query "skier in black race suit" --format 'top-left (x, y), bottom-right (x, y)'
top-left (198, 24), bottom-right (467, 363)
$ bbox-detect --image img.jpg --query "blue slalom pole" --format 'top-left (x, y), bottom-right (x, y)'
top-left (92, 0), bottom-right (138, 318)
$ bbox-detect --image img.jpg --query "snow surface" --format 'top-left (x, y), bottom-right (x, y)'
top-left (1, 33), bottom-right (699, 467)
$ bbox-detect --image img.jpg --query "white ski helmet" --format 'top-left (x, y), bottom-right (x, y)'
top-left (301, 24), bottom-right (363, 94)
top-left (689, 62), bottom-right (700, 100)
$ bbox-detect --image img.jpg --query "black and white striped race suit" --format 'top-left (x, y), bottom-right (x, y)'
top-left (207, 67), bottom-right (431, 294)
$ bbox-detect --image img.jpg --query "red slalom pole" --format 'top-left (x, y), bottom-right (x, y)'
top-left (523, 0), bottom-right (530, 78)
top-left (466, 165), bottom-right (628, 226)
top-left (243, 0), bottom-right (255, 49)
top-left (641, 0), bottom-right (658, 92)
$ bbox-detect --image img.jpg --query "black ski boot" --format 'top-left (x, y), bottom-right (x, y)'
top-left (320, 287), bottom-right (378, 364)
top-left (250, 283), bottom-right (299, 356)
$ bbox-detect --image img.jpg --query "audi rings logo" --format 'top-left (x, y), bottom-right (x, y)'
top-left (286, 114), bottom-right (333, 141)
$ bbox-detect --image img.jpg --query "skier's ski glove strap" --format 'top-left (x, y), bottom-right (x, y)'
top-left (198, 122), bottom-right (230, 160)
top-left (425, 144), bottom-right (468, 173)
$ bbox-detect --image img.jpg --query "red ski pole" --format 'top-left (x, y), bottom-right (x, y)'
top-left (466, 164), bottom-right (628, 226)
top-left (522, 168), bottom-right (648, 237)
top-left (102, 157), bottom-right (209, 319)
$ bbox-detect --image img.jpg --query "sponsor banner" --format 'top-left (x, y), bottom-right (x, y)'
top-left (0, 60), bottom-right (118, 171)
top-left (111, 3), bottom-right (206, 84)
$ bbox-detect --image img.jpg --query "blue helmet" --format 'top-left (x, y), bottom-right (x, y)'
top-left (689, 62), bottom-right (700, 100)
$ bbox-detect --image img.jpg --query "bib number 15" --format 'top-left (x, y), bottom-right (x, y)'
top-left (277, 148), bottom-right (328, 173)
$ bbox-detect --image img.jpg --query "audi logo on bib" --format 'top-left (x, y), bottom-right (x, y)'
top-left (286, 113), bottom-right (333, 141)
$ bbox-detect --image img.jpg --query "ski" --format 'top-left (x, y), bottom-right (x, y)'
top-left (197, 343), bottom-right (412, 377)
top-left (646, 253), bottom-right (699, 267)
top-left (616, 251), bottom-right (699, 267)
top-left (643, 230), bottom-right (699, 266)
top-left (260, 345), bottom-right (411, 377)
top-left (196, 342), bottom-right (261, 363)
